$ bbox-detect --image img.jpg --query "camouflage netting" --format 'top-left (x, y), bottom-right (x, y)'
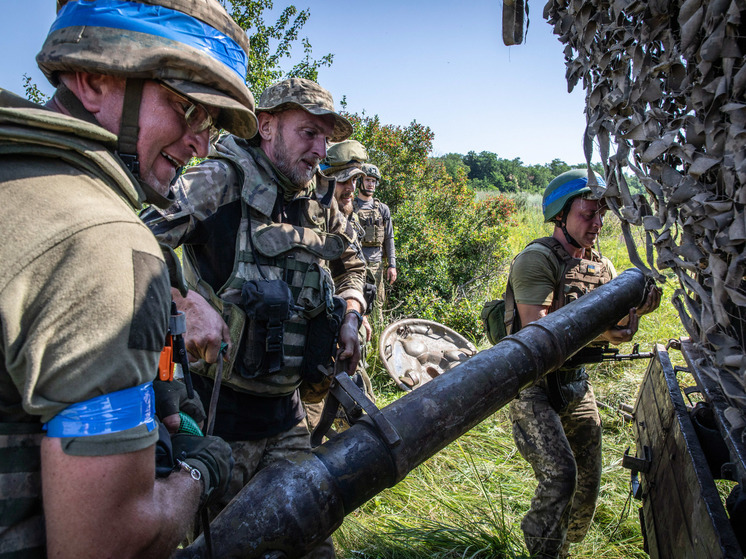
top-left (540, 0), bottom-right (746, 421)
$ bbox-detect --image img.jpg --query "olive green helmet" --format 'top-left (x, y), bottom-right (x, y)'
top-left (322, 140), bottom-right (368, 174)
top-left (362, 163), bottom-right (381, 182)
top-left (38, 0), bottom-right (257, 139)
top-left (542, 169), bottom-right (606, 223)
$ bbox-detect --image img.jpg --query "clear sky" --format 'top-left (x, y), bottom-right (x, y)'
top-left (0, 0), bottom-right (591, 166)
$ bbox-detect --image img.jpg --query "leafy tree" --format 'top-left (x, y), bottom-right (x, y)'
top-left (23, 74), bottom-right (49, 104)
top-left (219, 0), bottom-right (333, 94)
top-left (344, 114), bottom-right (516, 340)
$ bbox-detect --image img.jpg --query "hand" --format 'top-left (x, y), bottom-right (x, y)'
top-left (637, 284), bottom-right (662, 316)
top-left (171, 433), bottom-right (234, 507)
top-left (602, 308), bottom-right (640, 345)
top-left (173, 289), bottom-right (231, 364)
top-left (337, 313), bottom-right (361, 374)
top-left (362, 315), bottom-right (372, 342)
top-left (153, 379), bottom-right (206, 434)
top-left (387, 267), bottom-right (397, 284)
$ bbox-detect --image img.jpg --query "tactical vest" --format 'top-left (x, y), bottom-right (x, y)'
top-left (353, 198), bottom-right (385, 247)
top-left (0, 90), bottom-right (145, 558)
top-left (184, 136), bottom-right (346, 396)
top-left (507, 237), bottom-right (613, 410)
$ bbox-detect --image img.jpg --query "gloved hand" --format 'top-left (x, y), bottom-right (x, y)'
top-left (153, 378), bottom-right (206, 433)
top-left (171, 433), bottom-right (234, 506)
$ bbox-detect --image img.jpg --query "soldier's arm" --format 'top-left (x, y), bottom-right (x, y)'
top-left (42, 438), bottom-right (201, 559)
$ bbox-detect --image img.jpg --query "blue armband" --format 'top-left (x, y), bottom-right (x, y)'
top-left (44, 382), bottom-right (157, 437)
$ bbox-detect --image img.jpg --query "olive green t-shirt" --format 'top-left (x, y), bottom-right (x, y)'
top-left (0, 155), bottom-right (168, 456)
top-left (511, 242), bottom-right (617, 307)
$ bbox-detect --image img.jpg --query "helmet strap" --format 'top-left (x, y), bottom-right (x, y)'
top-left (560, 220), bottom-right (583, 249)
top-left (116, 78), bottom-right (144, 179)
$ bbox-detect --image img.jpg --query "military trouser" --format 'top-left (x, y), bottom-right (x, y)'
top-left (509, 382), bottom-right (602, 559)
top-left (209, 421), bottom-right (337, 559)
top-left (366, 260), bottom-right (386, 326)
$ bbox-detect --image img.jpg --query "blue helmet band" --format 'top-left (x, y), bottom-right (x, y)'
top-left (542, 175), bottom-right (606, 216)
top-left (50, 0), bottom-right (248, 81)
top-left (44, 381), bottom-right (157, 437)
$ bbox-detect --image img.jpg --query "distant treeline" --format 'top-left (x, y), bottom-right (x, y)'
top-left (431, 151), bottom-right (643, 194)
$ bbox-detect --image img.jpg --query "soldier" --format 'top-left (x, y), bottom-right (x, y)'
top-left (0, 0), bottom-right (253, 556)
top-left (507, 169), bottom-right (660, 558)
top-left (354, 163), bottom-right (397, 325)
top-left (142, 78), bottom-right (366, 558)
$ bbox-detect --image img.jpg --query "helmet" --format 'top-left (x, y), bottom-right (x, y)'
top-left (542, 169), bottom-right (606, 223)
top-left (257, 78), bottom-right (352, 142)
top-left (322, 140), bottom-right (368, 174)
top-left (362, 163), bottom-right (381, 182)
top-left (38, 0), bottom-right (257, 139)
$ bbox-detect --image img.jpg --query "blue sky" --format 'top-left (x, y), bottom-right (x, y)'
top-left (0, 0), bottom-right (591, 165)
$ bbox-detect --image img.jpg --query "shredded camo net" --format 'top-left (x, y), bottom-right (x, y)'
top-left (536, 0), bottom-right (746, 420)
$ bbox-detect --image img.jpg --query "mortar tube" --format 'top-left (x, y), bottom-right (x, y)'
top-left (175, 268), bottom-right (647, 559)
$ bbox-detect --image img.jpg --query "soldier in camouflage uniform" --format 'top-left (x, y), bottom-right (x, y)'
top-left (507, 170), bottom-right (660, 558)
top-left (354, 163), bottom-right (397, 326)
top-left (142, 78), bottom-right (366, 558)
top-left (0, 0), bottom-right (252, 556)
top-left (302, 141), bottom-right (375, 433)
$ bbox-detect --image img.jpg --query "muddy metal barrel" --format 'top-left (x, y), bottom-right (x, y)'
top-left (177, 268), bottom-right (648, 559)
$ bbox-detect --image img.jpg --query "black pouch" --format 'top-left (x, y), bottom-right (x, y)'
top-left (154, 421), bottom-right (175, 478)
top-left (363, 282), bottom-right (377, 314)
top-left (302, 296), bottom-right (346, 386)
top-left (238, 279), bottom-right (294, 379)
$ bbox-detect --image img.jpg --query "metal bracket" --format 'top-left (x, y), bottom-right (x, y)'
top-left (311, 365), bottom-right (401, 448)
top-left (623, 445), bottom-right (652, 474)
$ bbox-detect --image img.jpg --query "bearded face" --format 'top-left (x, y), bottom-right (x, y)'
top-left (334, 177), bottom-right (356, 216)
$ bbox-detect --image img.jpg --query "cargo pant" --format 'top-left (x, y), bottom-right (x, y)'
top-left (211, 421), bottom-right (337, 558)
top-left (509, 382), bottom-right (602, 559)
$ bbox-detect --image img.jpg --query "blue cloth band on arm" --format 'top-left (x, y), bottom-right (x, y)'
top-left (45, 382), bottom-right (156, 437)
top-left (50, 0), bottom-right (248, 81)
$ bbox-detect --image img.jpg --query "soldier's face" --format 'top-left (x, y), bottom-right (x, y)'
top-left (362, 176), bottom-right (377, 194)
top-left (262, 109), bottom-right (335, 189)
top-left (335, 177), bottom-right (357, 216)
top-left (565, 198), bottom-right (606, 248)
top-left (96, 77), bottom-right (213, 195)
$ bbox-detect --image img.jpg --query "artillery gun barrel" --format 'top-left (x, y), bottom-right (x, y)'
top-left (176, 268), bottom-right (648, 559)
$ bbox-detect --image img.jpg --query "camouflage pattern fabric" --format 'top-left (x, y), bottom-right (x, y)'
top-left (145, 134), bottom-right (366, 397)
top-left (205, 421), bottom-right (336, 559)
top-left (324, 140), bottom-right (368, 172)
top-left (366, 260), bottom-right (386, 326)
top-left (257, 78), bottom-right (351, 142)
top-left (509, 384), bottom-right (602, 559)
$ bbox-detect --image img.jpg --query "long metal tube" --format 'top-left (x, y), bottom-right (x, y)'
top-left (176, 268), bottom-right (647, 559)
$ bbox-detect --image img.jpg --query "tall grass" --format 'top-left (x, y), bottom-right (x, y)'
top-left (333, 199), bottom-right (686, 558)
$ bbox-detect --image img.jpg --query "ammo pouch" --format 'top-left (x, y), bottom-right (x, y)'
top-left (363, 282), bottom-right (377, 314)
top-left (238, 279), bottom-right (294, 379)
top-left (542, 367), bottom-right (588, 413)
top-left (300, 296), bottom-right (347, 403)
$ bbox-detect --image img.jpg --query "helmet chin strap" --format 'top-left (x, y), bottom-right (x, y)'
top-left (560, 219), bottom-right (583, 249)
top-left (116, 78), bottom-right (144, 179)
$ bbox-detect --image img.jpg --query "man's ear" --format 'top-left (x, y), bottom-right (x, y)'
top-left (68, 72), bottom-right (124, 114)
top-left (257, 112), bottom-right (276, 142)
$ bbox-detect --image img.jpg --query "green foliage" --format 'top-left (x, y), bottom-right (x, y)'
top-left (22, 74), bottom-right (49, 104)
top-left (344, 113), bottom-right (517, 340)
top-left (219, 0), bottom-right (333, 94)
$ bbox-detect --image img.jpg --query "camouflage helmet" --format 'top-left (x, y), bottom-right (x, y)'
top-left (257, 78), bottom-right (352, 142)
top-left (542, 169), bottom-right (606, 223)
top-left (362, 163), bottom-right (381, 182)
top-left (38, 0), bottom-right (257, 138)
top-left (326, 166), bottom-right (365, 184)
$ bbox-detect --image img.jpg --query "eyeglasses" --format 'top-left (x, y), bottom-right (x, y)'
top-left (159, 82), bottom-right (216, 135)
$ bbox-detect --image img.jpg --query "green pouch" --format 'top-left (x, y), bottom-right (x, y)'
top-left (481, 299), bottom-right (507, 345)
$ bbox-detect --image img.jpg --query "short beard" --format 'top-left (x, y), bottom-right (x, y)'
top-left (273, 126), bottom-right (317, 189)
top-left (339, 199), bottom-right (353, 216)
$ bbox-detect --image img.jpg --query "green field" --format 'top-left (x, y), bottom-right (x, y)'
top-left (333, 196), bottom-right (687, 558)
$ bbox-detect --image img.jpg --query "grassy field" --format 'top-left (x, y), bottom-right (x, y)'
top-left (333, 195), bottom-right (687, 558)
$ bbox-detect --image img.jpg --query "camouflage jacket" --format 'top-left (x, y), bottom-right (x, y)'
top-left (143, 134), bottom-right (366, 395)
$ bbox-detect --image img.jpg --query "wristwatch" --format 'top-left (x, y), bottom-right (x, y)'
top-left (345, 309), bottom-right (363, 328)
